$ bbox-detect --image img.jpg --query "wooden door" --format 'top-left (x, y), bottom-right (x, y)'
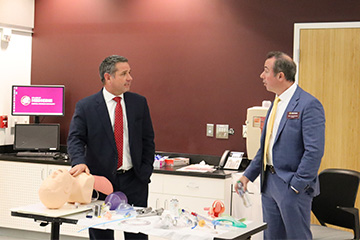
top-left (298, 27), bottom-right (360, 225)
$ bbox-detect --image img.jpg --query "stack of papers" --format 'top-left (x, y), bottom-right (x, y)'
top-left (176, 164), bottom-right (216, 173)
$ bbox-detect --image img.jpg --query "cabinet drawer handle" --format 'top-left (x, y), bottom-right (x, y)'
top-left (186, 182), bottom-right (199, 189)
top-left (156, 198), bottom-right (160, 209)
top-left (41, 168), bottom-right (45, 180)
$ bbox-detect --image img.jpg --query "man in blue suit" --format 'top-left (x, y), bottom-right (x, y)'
top-left (67, 55), bottom-right (155, 240)
top-left (239, 51), bottom-right (325, 239)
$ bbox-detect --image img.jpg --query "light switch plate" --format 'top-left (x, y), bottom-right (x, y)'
top-left (206, 123), bottom-right (214, 137)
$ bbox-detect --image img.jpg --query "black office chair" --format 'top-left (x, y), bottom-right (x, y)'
top-left (311, 168), bottom-right (360, 240)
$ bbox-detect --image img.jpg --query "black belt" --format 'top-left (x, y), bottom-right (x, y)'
top-left (116, 168), bottom-right (133, 175)
top-left (266, 165), bottom-right (276, 174)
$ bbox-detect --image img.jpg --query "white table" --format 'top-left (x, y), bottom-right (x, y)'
top-left (11, 202), bottom-right (266, 240)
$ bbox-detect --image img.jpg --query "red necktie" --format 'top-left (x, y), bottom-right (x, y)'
top-left (113, 97), bottom-right (123, 168)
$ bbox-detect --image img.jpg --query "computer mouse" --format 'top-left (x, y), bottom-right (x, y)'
top-left (63, 153), bottom-right (69, 160)
top-left (53, 153), bottom-right (69, 161)
top-left (53, 153), bottom-right (62, 160)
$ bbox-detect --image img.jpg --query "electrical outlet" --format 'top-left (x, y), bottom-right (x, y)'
top-left (242, 125), bottom-right (247, 138)
top-left (206, 123), bottom-right (214, 137)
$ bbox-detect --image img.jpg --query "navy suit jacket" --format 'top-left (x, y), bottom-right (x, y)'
top-left (244, 86), bottom-right (325, 196)
top-left (67, 89), bottom-right (155, 186)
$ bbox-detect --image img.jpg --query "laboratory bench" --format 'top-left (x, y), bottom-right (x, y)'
top-left (0, 146), bottom-right (243, 179)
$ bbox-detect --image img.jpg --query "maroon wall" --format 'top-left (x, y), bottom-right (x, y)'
top-left (31, 0), bottom-right (360, 155)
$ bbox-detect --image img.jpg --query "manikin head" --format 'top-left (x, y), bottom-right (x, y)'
top-left (39, 168), bottom-right (113, 209)
top-left (39, 169), bottom-right (94, 209)
top-left (38, 168), bottom-right (74, 209)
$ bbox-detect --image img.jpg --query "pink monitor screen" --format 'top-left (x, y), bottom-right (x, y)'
top-left (12, 85), bottom-right (65, 116)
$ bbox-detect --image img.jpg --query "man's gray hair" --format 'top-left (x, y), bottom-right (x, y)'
top-left (99, 55), bottom-right (128, 83)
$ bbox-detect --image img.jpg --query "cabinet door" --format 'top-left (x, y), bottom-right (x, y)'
top-left (231, 172), bottom-right (262, 221)
top-left (162, 175), bottom-right (227, 199)
top-left (149, 173), bottom-right (232, 215)
top-left (149, 173), bottom-right (164, 194)
top-left (0, 161), bottom-right (46, 232)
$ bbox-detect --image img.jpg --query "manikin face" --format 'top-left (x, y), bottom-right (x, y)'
top-left (38, 168), bottom-right (74, 209)
top-left (260, 57), bottom-right (280, 94)
top-left (105, 62), bottom-right (133, 96)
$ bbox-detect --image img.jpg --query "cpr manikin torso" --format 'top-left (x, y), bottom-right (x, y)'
top-left (68, 172), bottom-right (95, 204)
top-left (39, 168), bottom-right (94, 209)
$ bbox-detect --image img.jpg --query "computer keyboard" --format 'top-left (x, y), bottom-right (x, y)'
top-left (16, 151), bottom-right (59, 158)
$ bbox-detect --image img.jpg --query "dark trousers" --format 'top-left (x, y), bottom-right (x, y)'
top-left (89, 169), bottom-right (149, 240)
top-left (89, 229), bottom-right (148, 240)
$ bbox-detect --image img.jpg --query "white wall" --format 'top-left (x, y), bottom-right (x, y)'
top-left (0, 0), bottom-right (34, 145)
top-left (0, 0), bottom-right (34, 29)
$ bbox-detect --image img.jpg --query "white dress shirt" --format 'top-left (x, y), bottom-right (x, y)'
top-left (103, 88), bottom-right (132, 170)
top-left (267, 83), bottom-right (297, 166)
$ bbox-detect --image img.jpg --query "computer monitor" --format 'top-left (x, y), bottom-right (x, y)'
top-left (11, 85), bottom-right (65, 123)
top-left (14, 124), bottom-right (60, 151)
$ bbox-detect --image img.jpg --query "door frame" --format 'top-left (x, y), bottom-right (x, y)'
top-left (292, 21), bottom-right (360, 84)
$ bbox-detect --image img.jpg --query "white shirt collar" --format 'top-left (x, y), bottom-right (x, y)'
top-left (278, 83), bottom-right (297, 102)
top-left (103, 87), bottom-right (124, 103)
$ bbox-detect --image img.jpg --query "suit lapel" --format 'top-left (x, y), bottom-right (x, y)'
top-left (274, 86), bottom-right (302, 143)
top-left (124, 92), bottom-right (133, 146)
top-left (95, 90), bottom-right (117, 151)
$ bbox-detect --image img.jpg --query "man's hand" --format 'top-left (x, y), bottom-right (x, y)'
top-left (238, 175), bottom-right (250, 192)
top-left (69, 164), bottom-right (90, 177)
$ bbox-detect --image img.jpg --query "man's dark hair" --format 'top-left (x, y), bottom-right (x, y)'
top-left (266, 51), bottom-right (296, 82)
top-left (99, 55), bottom-right (128, 83)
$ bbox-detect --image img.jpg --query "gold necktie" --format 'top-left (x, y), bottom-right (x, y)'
top-left (263, 97), bottom-right (280, 170)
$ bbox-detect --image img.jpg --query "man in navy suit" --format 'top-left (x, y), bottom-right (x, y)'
top-left (239, 51), bottom-right (325, 239)
top-left (67, 55), bottom-right (155, 240)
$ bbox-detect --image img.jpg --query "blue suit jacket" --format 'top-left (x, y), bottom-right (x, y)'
top-left (67, 89), bottom-right (155, 186)
top-left (244, 86), bottom-right (325, 196)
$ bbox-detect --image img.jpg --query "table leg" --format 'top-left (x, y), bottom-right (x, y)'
top-left (50, 222), bottom-right (60, 240)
